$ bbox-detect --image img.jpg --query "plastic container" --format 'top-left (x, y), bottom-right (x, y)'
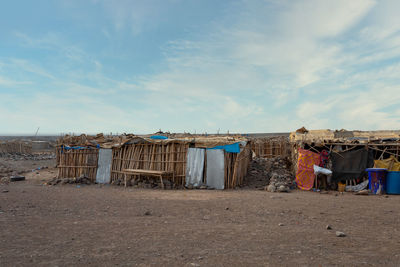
top-left (366, 168), bottom-right (387, 194)
top-left (386, 171), bottom-right (400, 194)
top-left (338, 182), bottom-right (345, 192)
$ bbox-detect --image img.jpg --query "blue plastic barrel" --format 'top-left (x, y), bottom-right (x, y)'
top-left (366, 168), bottom-right (387, 194)
top-left (386, 171), bottom-right (400, 194)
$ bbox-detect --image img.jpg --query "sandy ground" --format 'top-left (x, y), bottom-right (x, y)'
top-left (0, 168), bottom-right (399, 267)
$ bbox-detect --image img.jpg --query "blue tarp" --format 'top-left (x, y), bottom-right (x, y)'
top-left (208, 142), bottom-right (240, 153)
top-left (150, 135), bottom-right (168, 140)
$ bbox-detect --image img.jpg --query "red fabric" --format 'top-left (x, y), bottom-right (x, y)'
top-left (296, 148), bottom-right (320, 190)
top-left (319, 150), bottom-right (329, 167)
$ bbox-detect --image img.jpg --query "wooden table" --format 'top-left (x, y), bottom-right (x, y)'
top-left (122, 169), bottom-right (175, 189)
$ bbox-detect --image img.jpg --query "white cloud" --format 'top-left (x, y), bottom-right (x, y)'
top-left (8, 59), bottom-right (55, 80)
top-left (0, 76), bottom-right (31, 87)
top-left (3, 0), bottom-right (400, 133)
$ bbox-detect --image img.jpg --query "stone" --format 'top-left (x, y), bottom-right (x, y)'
top-left (267, 184), bottom-right (276, 192)
top-left (336, 231), bottom-right (346, 237)
top-left (326, 225), bottom-right (332, 230)
top-left (144, 211), bottom-right (151, 216)
top-left (278, 223), bottom-right (284, 226)
top-left (355, 190), bottom-right (369, 195)
top-left (277, 185), bottom-right (289, 193)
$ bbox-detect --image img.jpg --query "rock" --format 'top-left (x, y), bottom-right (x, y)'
top-left (2, 189), bottom-right (9, 193)
top-left (336, 231), bottom-right (346, 237)
top-left (267, 184), bottom-right (276, 192)
top-left (144, 211), bottom-right (151, 216)
top-left (277, 185), bottom-right (290, 193)
top-left (355, 190), bottom-right (369, 195)
top-left (326, 225), bottom-right (332, 230)
top-left (278, 223), bottom-right (284, 226)
top-left (0, 177), bottom-right (10, 184)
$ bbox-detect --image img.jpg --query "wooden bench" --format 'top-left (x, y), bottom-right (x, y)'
top-left (122, 169), bottom-right (175, 189)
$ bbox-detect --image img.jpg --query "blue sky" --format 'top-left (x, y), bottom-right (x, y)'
top-left (1, 0), bottom-right (400, 135)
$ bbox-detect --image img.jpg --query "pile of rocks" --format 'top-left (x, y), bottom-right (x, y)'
top-left (46, 175), bottom-right (92, 185)
top-left (0, 164), bottom-right (13, 176)
top-left (242, 157), bottom-right (271, 189)
top-left (0, 152), bottom-right (56, 161)
top-left (265, 157), bottom-right (294, 193)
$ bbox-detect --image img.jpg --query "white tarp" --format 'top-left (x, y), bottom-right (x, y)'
top-left (185, 148), bottom-right (205, 187)
top-left (96, 148), bottom-right (112, 184)
top-left (313, 165), bottom-right (333, 183)
top-left (206, 149), bottom-right (225, 190)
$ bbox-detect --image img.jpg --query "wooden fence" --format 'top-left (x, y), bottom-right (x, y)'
top-left (56, 147), bottom-right (99, 181)
top-left (0, 142), bottom-right (32, 154)
top-left (251, 137), bottom-right (289, 158)
top-left (224, 144), bottom-right (252, 189)
top-left (111, 141), bottom-right (189, 185)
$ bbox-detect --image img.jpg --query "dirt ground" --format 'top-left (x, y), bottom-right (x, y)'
top-left (1, 167), bottom-right (400, 266)
top-left (0, 156), bottom-right (55, 178)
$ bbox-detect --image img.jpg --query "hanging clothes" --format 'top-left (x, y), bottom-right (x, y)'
top-left (296, 148), bottom-right (320, 190)
top-left (319, 150), bottom-right (329, 168)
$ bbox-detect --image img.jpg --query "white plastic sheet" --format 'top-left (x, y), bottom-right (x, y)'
top-left (96, 148), bottom-right (112, 184)
top-left (206, 149), bottom-right (225, 190)
top-left (185, 148), bottom-right (205, 187)
top-left (313, 165), bottom-right (333, 183)
top-left (313, 165), bottom-right (332, 175)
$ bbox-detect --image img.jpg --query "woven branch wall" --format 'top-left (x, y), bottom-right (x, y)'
top-left (56, 147), bottom-right (99, 181)
top-left (0, 142), bottom-right (32, 154)
top-left (111, 142), bottom-right (189, 185)
top-left (224, 144), bottom-right (252, 189)
top-left (251, 138), bottom-right (289, 158)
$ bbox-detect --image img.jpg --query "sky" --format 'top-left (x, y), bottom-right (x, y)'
top-left (1, 0), bottom-right (400, 135)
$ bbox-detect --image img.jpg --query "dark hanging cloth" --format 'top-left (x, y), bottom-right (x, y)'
top-left (331, 148), bottom-right (374, 182)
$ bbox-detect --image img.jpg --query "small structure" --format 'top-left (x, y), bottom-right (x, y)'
top-left (250, 136), bottom-right (290, 158)
top-left (290, 128), bottom-right (400, 190)
top-left (56, 133), bottom-right (252, 189)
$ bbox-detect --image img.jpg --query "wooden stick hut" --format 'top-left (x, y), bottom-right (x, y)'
top-left (56, 134), bottom-right (252, 189)
top-left (290, 128), bottom-right (400, 189)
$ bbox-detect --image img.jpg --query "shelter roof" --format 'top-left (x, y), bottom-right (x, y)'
top-left (290, 127), bottom-right (400, 145)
